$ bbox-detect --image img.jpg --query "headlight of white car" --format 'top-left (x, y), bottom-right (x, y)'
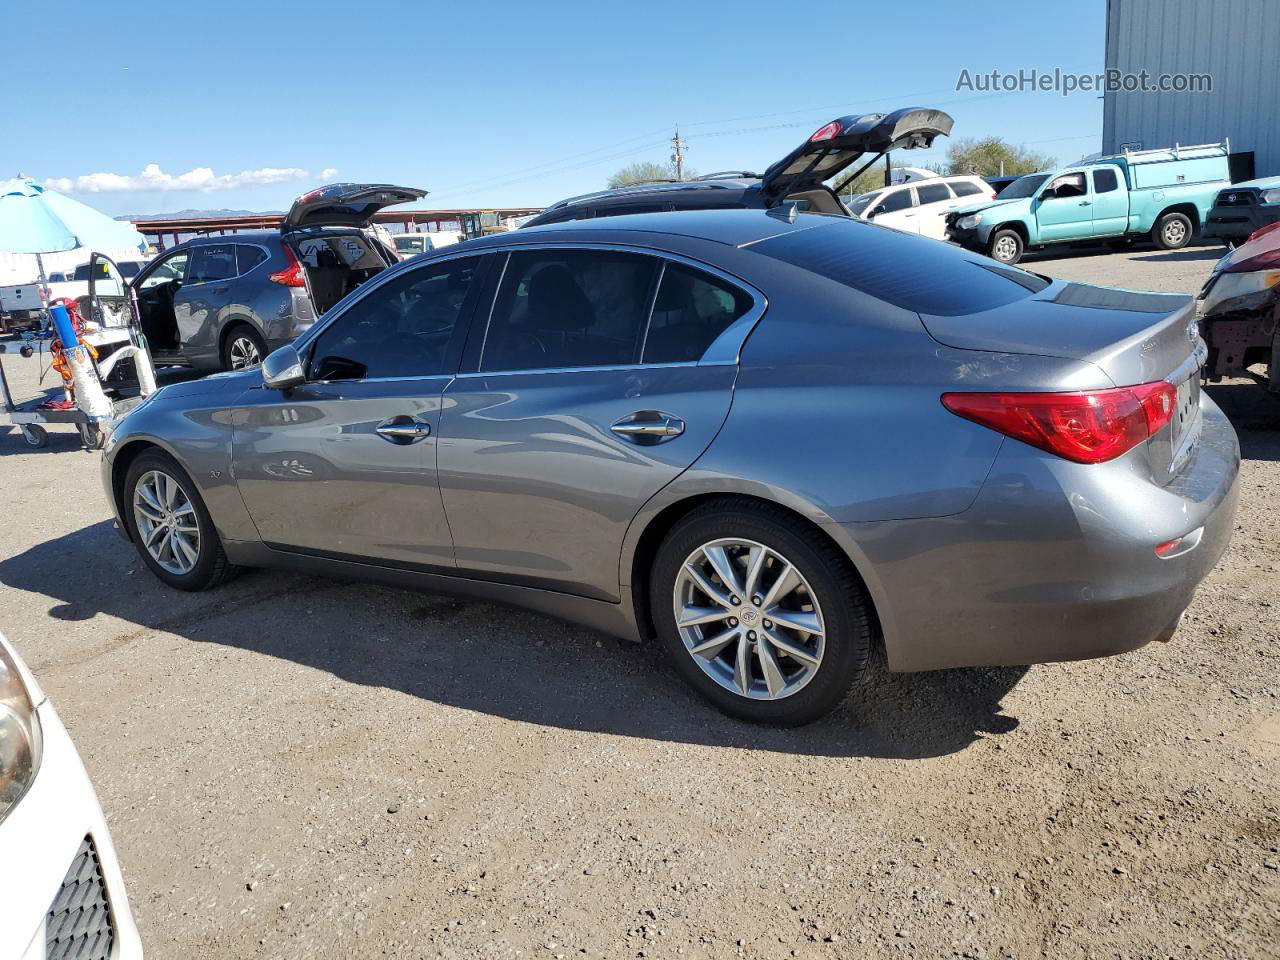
top-left (0, 643), bottom-right (42, 825)
top-left (1261, 188), bottom-right (1280, 205)
top-left (957, 213), bottom-right (983, 230)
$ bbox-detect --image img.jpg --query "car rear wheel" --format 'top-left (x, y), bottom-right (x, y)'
top-left (650, 501), bottom-right (872, 725)
top-left (988, 228), bottom-right (1024, 265)
top-left (221, 324), bottom-right (267, 371)
top-left (1153, 212), bottom-right (1192, 250)
top-left (124, 450), bottom-right (238, 591)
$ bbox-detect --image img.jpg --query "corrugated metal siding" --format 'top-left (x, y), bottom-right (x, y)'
top-left (1104, 0), bottom-right (1280, 178)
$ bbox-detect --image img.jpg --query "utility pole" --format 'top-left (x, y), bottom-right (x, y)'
top-left (671, 127), bottom-right (688, 181)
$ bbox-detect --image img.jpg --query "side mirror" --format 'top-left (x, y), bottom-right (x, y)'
top-left (262, 345), bottom-right (305, 390)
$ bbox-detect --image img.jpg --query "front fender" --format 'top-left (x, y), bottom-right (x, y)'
top-left (103, 394), bottom-right (258, 546)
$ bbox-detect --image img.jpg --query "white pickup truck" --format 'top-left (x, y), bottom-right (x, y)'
top-left (0, 281), bottom-right (44, 327)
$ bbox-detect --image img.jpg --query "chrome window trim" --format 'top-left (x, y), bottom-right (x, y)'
top-left (454, 360), bottom-right (713, 381)
top-left (471, 241), bottom-right (768, 376)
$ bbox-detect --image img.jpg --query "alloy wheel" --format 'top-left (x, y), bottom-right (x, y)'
top-left (228, 335), bottom-right (262, 369)
top-left (672, 538), bottom-right (825, 700)
top-left (1164, 219), bottom-right (1187, 246)
top-left (132, 469), bottom-right (201, 575)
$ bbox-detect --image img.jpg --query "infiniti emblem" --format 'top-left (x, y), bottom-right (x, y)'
top-left (1187, 316), bottom-right (1200, 342)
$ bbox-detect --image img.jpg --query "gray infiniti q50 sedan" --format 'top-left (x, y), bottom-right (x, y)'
top-left (100, 209), bottom-right (1240, 725)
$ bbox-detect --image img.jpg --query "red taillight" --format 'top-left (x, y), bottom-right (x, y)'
top-left (809, 120), bottom-right (842, 143)
top-left (269, 246), bottom-right (307, 288)
top-left (941, 381), bottom-right (1178, 464)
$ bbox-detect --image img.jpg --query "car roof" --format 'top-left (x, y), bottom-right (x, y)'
top-left (461, 207), bottom-right (843, 250)
top-left (544, 177), bottom-right (758, 211)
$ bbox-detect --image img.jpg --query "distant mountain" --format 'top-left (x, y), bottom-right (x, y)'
top-left (115, 208), bottom-right (285, 221)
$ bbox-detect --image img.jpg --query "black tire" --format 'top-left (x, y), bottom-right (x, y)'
top-left (988, 228), bottom-right (1024, 265)
top-left (79, 422), bottom-right (104, 450)
top-left (122, 449), bottom-right (239, 591)
top-left (1152, 212), bottom-right (1192, 250)
top-left (21, 425), bottom-right (48, 448)
top-left (649, 500), bottom-right (873, 726)
top-left (220, 323), bottom-right (267, 371)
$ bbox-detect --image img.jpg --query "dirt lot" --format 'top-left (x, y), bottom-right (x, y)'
top-left (1, 243), bottom-right (1277, 959)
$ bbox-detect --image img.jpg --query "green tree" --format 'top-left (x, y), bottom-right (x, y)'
top-left (608, 161), bottom-right (697, 188)
top-left (945, 138), bottom-right (1056, 178)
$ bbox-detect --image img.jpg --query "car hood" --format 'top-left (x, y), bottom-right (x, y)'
top-left (1219, 175), bottom-right (1280, 191)
top-left (950, 196), bottom-right (1027, 218)
top-left (150, 367), bottom-right (261, 402)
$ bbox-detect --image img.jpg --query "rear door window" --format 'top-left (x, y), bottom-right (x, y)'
top-left (755, 220), bottom-right (1050, 316)
top-left (643, 263), bottom-right (753, 364)
top-left (951, 181), bottom-right (983, 198)
top-left (480, 249), bottom-right (660, 372)
top-left (874, 189), bottom-right (915, 214)
top-left (187, 245), bottom-right (237, 284)
top-left (916, 183), bottom-right (953, 205)
top-left (1093, 169), bottom-right (1119, 193)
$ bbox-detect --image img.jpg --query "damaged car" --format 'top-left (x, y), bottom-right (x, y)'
top-left (84, 183), bottom-right (425, 372)
top-left (1199, 221), bottom-right (1280, 393)
top-left (521, 107), bottom-right (953, 227)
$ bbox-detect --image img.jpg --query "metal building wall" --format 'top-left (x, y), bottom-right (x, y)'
top-left (1103, 0), bottom-right (1280, 178)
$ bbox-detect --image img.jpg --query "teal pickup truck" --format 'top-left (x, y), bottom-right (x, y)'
top-left (945, 143), bottom-right (1232, 264)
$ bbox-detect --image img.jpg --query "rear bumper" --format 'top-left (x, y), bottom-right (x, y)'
top-left (836, 394), bottom-right (1240, 672)
top-left (0, 701), bottom-right (143, 960)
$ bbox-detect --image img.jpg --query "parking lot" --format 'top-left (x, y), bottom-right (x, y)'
top-left (1, 244), bottom-right (1277, 958)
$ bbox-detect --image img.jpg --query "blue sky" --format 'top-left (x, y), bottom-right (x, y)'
top-left (3, 0), bottom-right (1106, 217)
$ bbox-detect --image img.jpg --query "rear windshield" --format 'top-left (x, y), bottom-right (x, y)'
top-left (755, 221), bottom-right (1049, 316)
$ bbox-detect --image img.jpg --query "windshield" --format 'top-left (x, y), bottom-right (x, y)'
top-left (996, 174), bottom-right (1050, 200)
top-left (846, 194), bottom-right (877, 217)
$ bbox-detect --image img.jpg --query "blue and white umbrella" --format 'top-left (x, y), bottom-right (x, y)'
top-left (0, 177), bottom-right (146, 255)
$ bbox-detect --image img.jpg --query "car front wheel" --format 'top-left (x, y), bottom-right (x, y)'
top-left (988, 228), bottom-right (1024, 265)
top-left (124, 450), bottom-right (238, 591)
top-left (650, 501), bottom-right (873, 725)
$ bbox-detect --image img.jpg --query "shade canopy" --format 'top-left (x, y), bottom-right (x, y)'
top-left (0, 177), bottom-right (146, 255)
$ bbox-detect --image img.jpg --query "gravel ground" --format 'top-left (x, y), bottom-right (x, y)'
top-left (1, 243), bottom-right (1276, 959)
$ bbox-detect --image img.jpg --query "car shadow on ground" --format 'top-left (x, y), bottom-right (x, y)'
top-left (0, 519), bottom-right (1027, 761)
top-left (1206, 382), bottom-right (1280, 456)
top-left (1129, 247), bottom-right (1226, 264)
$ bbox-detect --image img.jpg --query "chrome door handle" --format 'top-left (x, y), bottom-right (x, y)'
top-left (375, 417), bottom-right (431, 444)
top-left (611, 413), bottom-right (685, 441)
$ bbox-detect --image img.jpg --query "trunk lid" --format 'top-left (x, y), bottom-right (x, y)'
top-left (920, 280), bottom-right (1206, 480)
top-left (759, 107), bottom-right (953, 204)
top-left (282, 182), bottom-right (427, 231)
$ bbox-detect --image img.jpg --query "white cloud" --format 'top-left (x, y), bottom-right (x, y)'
top-left (45, 163), bottom-right (339, 194)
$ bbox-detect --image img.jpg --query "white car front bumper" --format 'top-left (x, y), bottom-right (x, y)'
top-left (0, 698), bottom-right (142, 960)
